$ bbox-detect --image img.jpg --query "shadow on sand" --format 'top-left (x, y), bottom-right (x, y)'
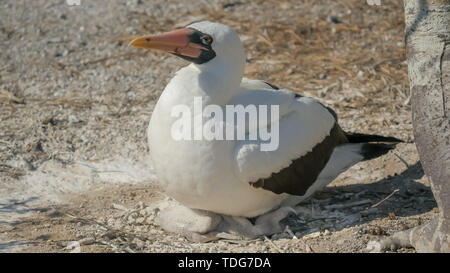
top-left (285, 160), bottom-right (436, 236)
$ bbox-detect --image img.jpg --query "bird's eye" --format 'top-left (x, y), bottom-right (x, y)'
top-left (201, 35), bottom-right (213, 45)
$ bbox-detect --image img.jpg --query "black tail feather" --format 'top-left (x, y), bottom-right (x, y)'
top-left (345, 132), bottom-right (403, 143)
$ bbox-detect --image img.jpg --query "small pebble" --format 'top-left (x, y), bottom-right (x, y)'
top-left (68, 115), bottom-right (80, 124)
top-left (135, 217), bottom-right (145, 224)
top-left (127, 91), bottom-right (136, 101)
top-left (133, 238), bottom-right (145, 249)
top-left (326, 15), bottom-right (341, 24)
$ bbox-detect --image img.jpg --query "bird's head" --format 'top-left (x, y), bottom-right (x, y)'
top-left (129, 21), bottom-right (245, 68)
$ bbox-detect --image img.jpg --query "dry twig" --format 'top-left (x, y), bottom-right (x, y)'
top-left (264, 236), bottom-right (283, 253)
top-left (371, 189), bottom-right (400, 208)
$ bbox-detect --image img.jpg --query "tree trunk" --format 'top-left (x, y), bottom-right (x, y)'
top-left (381, 0), bottom-right (450, 252)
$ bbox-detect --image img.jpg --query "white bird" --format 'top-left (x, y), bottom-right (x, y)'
top-left (129, 21), bottom-right (401, 239)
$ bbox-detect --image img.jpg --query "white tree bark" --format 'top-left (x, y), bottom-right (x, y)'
top-left (380, 0), bottom-right (450, 252)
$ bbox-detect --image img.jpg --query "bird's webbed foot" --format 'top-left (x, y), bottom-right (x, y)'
top-left (154, 199), bottom-right (222, 242)
top-left (217, 206), bottom-right (297, 238)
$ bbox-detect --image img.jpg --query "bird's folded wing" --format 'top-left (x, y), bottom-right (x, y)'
top-left (228, 85), bottom-right (295, 133)
top-left (233, 94), bottom-right (338, 195)
top-left (240, 78), bottom-right (281, 91)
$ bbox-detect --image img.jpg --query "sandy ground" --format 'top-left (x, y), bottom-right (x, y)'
top-left (0, 0), bottom-right (438, 252)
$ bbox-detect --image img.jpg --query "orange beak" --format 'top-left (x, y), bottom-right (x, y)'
top-left (129, 28), bottom-right (207, 58)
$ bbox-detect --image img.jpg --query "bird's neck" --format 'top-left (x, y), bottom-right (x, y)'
top-left (163, 59), bottom-right (244, 108)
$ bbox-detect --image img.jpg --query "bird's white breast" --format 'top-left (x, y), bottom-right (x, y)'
top-left (148, 113), bottom-right (284, 217)
top-left (147, 70), bottom-right (286, 217)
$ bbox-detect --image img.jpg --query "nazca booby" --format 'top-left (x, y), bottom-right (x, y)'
top-left (129, 21), bottom-right (402, 239)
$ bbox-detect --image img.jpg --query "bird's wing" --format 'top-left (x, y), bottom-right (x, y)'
top-left (240, 78), bottom-right (281, 90)
top-left (229, 85), bottom-right (295, 123)
top-left (231, 83), bottom-right (347, 196)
